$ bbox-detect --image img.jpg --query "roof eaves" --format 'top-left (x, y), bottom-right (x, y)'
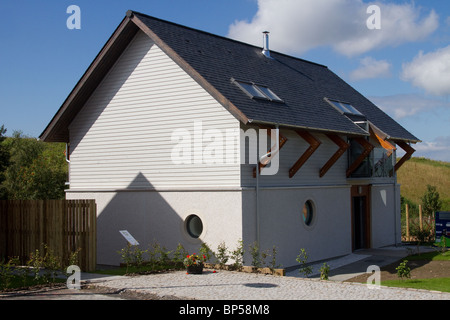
top-left (250, 119), bottom-right (369, 137)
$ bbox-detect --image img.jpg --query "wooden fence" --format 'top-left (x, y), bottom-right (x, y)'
top-left (0, 200), bottom-right (96, 272)
top-left (403, 203), bottom-right (435, 242)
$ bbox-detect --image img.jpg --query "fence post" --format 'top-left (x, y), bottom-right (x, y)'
top-left (419, 204), bottom-right (423, 231)
top-left (405, 203), bottom-right (410, 241)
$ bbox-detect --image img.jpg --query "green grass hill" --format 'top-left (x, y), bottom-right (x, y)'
top-left (396, 157), bottom-right (450, 212)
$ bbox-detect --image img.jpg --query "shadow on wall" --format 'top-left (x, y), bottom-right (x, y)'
top-left (96, 172), bottom-right (200, 265)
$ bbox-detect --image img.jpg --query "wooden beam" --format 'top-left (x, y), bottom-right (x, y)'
top-left (391, 140), bottom-right (415, 176)
top-left (319, 134), bottom-right (350, 178)
top-left (289, 131), bottom-right (321, 178)
top-left (253, 129), bottom-right (287, 177)
top-left (346, 137), bottom-right (374, 178)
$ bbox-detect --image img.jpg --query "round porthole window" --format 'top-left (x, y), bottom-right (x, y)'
top-left (186, 215), bottom-right (203, 238)
top-left (302, 200), bottom-right (314, 226)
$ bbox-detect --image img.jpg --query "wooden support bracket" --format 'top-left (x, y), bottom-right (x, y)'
top-left (346, 137), bottom-right (374, 178)
top-left (319, 134), bottom-right (350, 178)
top-left (289, 131), bottom-right (321, 178)
top-left (253, 129), bottom-right (287, 177)
top-left (390, 141), bottom-right (415, 176)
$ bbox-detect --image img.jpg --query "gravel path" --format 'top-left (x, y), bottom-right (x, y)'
top-left (91, 269), bottom-right (450, 300)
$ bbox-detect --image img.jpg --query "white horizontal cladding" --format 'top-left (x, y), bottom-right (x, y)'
top-left (240, 128), bottom-right (348, 187)
top-left (69, 30), bottom-right (241, 190)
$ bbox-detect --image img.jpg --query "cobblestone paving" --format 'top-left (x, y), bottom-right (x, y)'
top-left (92, 270), bottom-right (450, 300)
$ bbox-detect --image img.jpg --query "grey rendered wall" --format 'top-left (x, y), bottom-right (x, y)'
top-left (66, 188), bottom-right (243, 266)
top-left (242, 185), bottom-right (353, 268)
top-left (371, 184), bottom-right (402, 248)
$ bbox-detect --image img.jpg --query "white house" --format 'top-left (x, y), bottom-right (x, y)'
top-left (40, 11), bottom-right (419, 267)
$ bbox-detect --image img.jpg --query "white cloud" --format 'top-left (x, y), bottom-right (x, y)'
top-left (369, 94), bottom-right (450, 119)
top-left (349, 56), bottom-right (391, 80)
top-left (227, 0), bottom-right (438, 57)
top-left (401, 45), bottom-right (450, 96)
top-left (413, 136), bottom-right (450, 162)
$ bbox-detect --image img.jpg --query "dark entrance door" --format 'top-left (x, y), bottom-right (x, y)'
top-left (351, 185), bottom-right (371, 251)
top-left (353, 196), bottom-right (367, 250)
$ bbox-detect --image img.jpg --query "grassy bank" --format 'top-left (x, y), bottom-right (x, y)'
top-left (397, 157), bottom-right (450, 211)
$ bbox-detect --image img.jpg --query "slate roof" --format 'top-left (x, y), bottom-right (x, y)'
top-left (40, 10), bottom-right (419, 143)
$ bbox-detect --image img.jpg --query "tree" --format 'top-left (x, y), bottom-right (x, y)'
top-left (2, 131), bottom-right (67, 200)
top-left (421, 184), bottom-right (442, 216)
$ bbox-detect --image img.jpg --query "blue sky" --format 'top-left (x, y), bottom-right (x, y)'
top-left (1, 0), bottom-right (449, 161)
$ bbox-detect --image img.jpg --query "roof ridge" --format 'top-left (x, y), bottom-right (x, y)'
top-left (128, 10), bottom-right (328, 69)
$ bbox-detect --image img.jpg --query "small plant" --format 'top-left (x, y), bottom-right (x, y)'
top-left (67, 247), bottom-right (82, 268)
top-left (319, 262), bottom-right (330, 280)
top-left (183, 253), bottom-right (206, 268)
top-left (230, 239), bottom-right (245, 270)
top-left (146, 242), bottom-right (158, 267)
top-left (154, 242), bottom-right (171, 265)
top-left (42, 245), bottom-right (62, 283)
top-left (199, 242), bottom-right (214, 263)
top-left (0, 258), bottom-right (16, 290)
top-left (118, 243), bottom-right (133, 274)
top-left (261, 248), bottom-right (269, 268)
top-left (267, 246), bottom-right (281, 272)
top-left (438, 235), bottom-right (448, 254)
top-left (8, 256), bottom-right (29, 288)
top-left (296, 248), bottom-right (313, 278)
top-left (118, 243), bottom-right (146, 274)
top-left (28, 248), bottom-right (45, 281)
top-left (216, 241), bottom-right (229, 269)
top-left (172, 243), bottom-right (188, 267)
top-left (396, 260), bottom-right (411, 280)
top-left (249, 242), bottom-right (262, 269)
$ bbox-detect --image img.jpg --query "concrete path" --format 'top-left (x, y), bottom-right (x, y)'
top-left (287, 245), bottom-right (436, 281)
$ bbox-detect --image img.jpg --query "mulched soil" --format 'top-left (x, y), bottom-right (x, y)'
top-left (345, 259), bottom-right (450, 283)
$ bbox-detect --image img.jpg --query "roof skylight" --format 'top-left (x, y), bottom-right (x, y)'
top-left (326, 98), bottom-right (363, 116)
top-left (233, 79), bottom-right (283, 102)
top-left (257, 86), bottom-right (283, 102)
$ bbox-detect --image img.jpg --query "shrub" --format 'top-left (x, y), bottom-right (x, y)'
top-left (421, 185), bottom-right (442, 216)
top-left (396, 260), bottom-right (411, 280)
top-left (0, 258), bottom-right (16, 290)
top-left (230, 239), bottom-right (245, 270)
top-left (249, 242), bottom-right (262, 269)
top-left (153, 242), bottom-right (171, 265)
top-left (267, 246), bottom-right (281, 271)
top-left (216, 241), bottom-right (229, 268)
top-left (319, 263), bottom-right (330, 280)
top-left (28, 248), bottom-right (45, 281)
top-left (199, 242), bottom-right (214, 263)
top-left (172, 243), bottom-right (188, 267)
top-left (296, 248), bottom-right (313, 278)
